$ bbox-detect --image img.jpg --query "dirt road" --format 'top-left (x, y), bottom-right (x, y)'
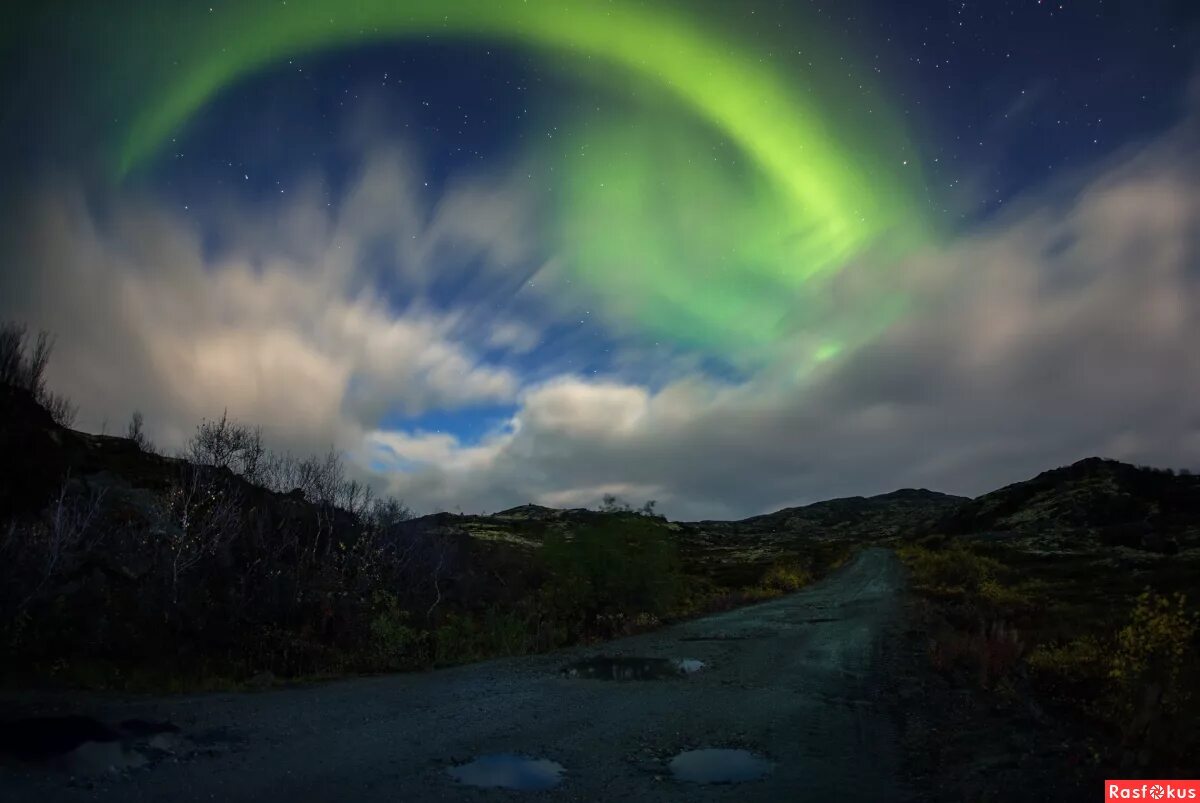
top-left (0, 548), bottom-right (913, 802)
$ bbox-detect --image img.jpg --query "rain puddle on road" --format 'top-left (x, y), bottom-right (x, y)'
top-left (447, 754), bottom-right (565, 790)
top-left (0, 715), bottom-right (182, 775)
top-left (561, 656), bottom-right (705, 681)
top-left (668, 748), bottom-right (773, 784)
top-left (0, 715), bottom-right (119, 762)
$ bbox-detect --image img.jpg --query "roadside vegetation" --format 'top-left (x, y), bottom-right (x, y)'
top-left (899, 536), bottom-right (1200, 773)
top-left (0, 321), bottom-right (848, 691)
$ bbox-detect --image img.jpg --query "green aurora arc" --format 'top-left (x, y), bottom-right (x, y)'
top-left (104, 0), bottom-right (929, 363)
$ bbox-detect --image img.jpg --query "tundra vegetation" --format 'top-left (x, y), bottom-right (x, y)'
top-left (899, 535), bottom-right (1199, 772)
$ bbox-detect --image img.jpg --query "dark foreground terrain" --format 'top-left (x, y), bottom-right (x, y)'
top-left (2, 549), bottom-right (914, 802)
top-left (1, 329), bottom-right (1198, 800)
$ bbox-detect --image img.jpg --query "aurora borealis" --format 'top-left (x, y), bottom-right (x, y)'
top-left (2, 0), bottom-right (1198, 517)
top-left (85, 0), bottom-right (928, 360)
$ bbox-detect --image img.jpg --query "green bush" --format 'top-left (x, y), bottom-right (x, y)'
top-left (368, 591), bottom-right (422, 669)
top-left (432, 610), bottom-right (533, 666)
top-left (541, 517), bottom-right (681, 636)
top-left (977, 578), bottom-right (1045, 620)
top-left (1110, 591), bottom-right (1198, 716)
top-left (1026, 634), bottom-right (1109, 704)
top-left (1025, 591), bottom-right (1199, 764)
top-left (900, 542), bottom-right (1004, 594)
top-left (760, 561), bottom-right (813, 593)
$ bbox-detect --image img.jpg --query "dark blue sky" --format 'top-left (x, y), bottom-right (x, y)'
top-left (8, 0), bottom-right (1195, 221)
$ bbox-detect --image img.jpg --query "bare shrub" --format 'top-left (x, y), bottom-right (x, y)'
top-left (367, 517), bottom-right (459, 619)
top-left (928, 619), bottom-right (1025, 689)
top-left (160, 465), bottom-right (242, 604)
top-left (299, 449), bottom-right (343, 506)
top-left (599, 493), bottom-right (630, 513)
top-left (0, 324), bottom-right (23, 386)
top-left (0, 478), bottom-right (106, 629)
top-left (38, 390), bottom-right (78, 428)
top-left (598, 494), bottom-right (659, 516)
top-left (261, 448), bottom-right (339, 503)
top-left (126, 410), bottom-right (155, 453)
top-left (368, 496), bottom-right (415, 529)
top-left (185, 410), bottom-right (266, 483)
top-left (0, 321), bottom-right (78, 426)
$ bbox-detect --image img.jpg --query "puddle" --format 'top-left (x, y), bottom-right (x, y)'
top-left (679, 630), bottom-right (771, 641)
top-left (447, 754), bottom-right (565, 790)
top-left (668, 748), bottom-right (772, 784)
top-left (0, 716), bottom-right (119, 762)
top-left (118, 719), bottom-right (180, 738)
top-left (61, 740), bottom-right (150, 775)
top-left (561, 656), bottom-right (705, 681)
top-left (679, 635), bottom-right (754, 642)
top-left (0, 716), bottom-right (186, 776)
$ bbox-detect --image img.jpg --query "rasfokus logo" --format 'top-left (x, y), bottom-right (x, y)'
top-left (1107, 780), bottom-right (1200, 800)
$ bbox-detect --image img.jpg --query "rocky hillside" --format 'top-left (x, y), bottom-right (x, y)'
top-left (387, 490), bottom-right (965, 587)
top-left (716, 487), bottom-right (967, 539)
top-left (675, 488), bottom-right (966, 583)
top-left (935, 457), bottom-right (1200, 554)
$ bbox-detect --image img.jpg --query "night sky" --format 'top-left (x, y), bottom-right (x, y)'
top-left (2, 0), bottom-right (1198, 518)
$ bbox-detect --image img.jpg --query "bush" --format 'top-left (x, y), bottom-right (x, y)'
top-left (185, 410), bottom-right (266, 483)
top-left (760, 561), bottom-right (813, 593)
top-left (977, 578), bottom-right (1044, 620)
top-left (929, 619), bottom-right (1025, 689)
top-left (368, 591), bottom-right (422, 670)
top-left (541, 517), bottom-right (681, 636)
top-left (126, 411), bottom-right (154, 453)
top-left (1025, 591), bottom-right (1199, 765)
top-left (0, 321), bottom-right (77, 427)
top-left (431, 610), bottom-right (532, 666)
top-left (1110, 591), bottom-right (1198, 717)
top-left (901, 542), bottom-right (1004, 594)
top-left (0, 479), bottom-right (107, 647)
top-left (1027, 635), bottom-right (1109, 704)
top-left (905, 541), bottom-right (1034, 689)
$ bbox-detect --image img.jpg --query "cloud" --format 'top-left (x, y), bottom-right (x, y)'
top-left (486, 320), bottom-right (542, 355)
top-left (367, 107), bottom-right (1200, 519)
top-left (0, 156), bottom-right (524, 455)
top-left (2, 109), bottom-right (1198, 520)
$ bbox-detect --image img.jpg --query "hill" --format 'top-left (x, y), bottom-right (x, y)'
top-left (678, 488), bottom-right (966, 584)
top-left (935, 456), bottom-right (1200, 554)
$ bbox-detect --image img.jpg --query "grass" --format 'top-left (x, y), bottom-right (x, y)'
top-left (899, 537), bottom-right (1200, 771)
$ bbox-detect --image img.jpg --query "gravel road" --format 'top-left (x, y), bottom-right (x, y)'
top-left (0, 547), bottom-right (913, 802)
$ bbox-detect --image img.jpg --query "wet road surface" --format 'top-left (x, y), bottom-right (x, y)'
top-left (0, 548), bottom-right (912, 802)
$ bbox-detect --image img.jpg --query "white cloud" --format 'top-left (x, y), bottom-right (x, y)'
top-left (0, 160), bottom-right (523, 457)
top-left (486, 320), bottom-right (542, 354)
top-left (2, 111), bottom-right (1198, 520)
top-left (365, 108), bottom-right (1200, 518)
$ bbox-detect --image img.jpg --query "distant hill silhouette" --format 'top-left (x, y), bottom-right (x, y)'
top-left (7, 378), bottom-right (1196, 556)
top-left (730, 487), bottom-right (967, 534)
top-left (935, 457), bottom-right (1200, 553)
